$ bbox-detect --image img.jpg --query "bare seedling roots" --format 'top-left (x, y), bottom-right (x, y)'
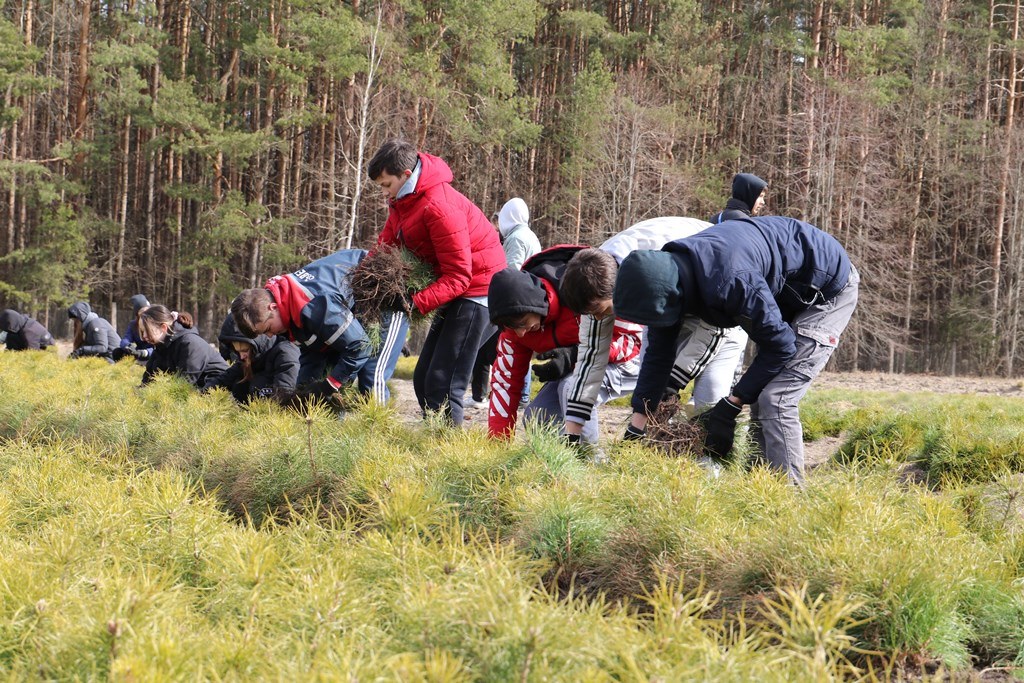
top-left (349, 244), bottom-right (435, 327)
top-left (645, 393), bottom-right (705, 457)
top-left (349, 244), bottom-right (416, 321)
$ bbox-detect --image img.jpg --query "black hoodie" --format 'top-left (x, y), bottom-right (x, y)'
top-left (710, 173), bottom-right (767, 224)
top-left (0, 309), bottom-right (53, 350)
top-left (142, 322), bottom-right (229, 388)
top-left (211, 314), bottom-right (299, 402)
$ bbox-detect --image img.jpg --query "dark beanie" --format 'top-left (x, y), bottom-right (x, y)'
top-left (488, 268), bottom-right (549, 323)
top-left (612, 251), bottom-right (683, 327)
top-left (731, 173), bottom-right (767, 211)
top-left (129, 294), bottom-right (150, 315)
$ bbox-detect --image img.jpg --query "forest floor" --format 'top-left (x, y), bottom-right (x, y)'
top-left (388, 370), bottom-right (1024, 468)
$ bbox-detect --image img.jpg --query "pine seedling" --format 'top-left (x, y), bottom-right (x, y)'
top-left (348, 244), bottom-right (435, 351)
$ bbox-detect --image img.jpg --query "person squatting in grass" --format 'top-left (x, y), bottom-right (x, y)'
top-left (486, 245), bottom-right (642, 447)
top-left (113, 294), bottom-right (155, 361)
top-left (138, 305), bottom-right (229, 389)
top-left (558, 217), bottom-right (749, 449)
top-left (368, 139), bottom-right (506, 426)
top-left (67, 301), bottom-right (120, 363)
top-left (613, 216), bottom-right (859, 485)
top-left (0, 308), bottom-right (54, 351)
top-left (710, 172), bottom-right (768, 224)
top-left (229, 249), bottom-right (409, 404)
top-left (468, 197), bottom-right (543, 408)
top-left (210, 312), bottom-right (299, 404)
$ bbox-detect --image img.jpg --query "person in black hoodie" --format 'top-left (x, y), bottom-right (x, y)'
top-left (710, 173), bottom-right (767, 224)
top-left (138, 305), bottom-right (228, 388)
top-left (67, 301), bottom-right (120, 362)
top-left (212, 313), bottom-right (299, 403)
top-left (0, 309), bottom-right (54, 350)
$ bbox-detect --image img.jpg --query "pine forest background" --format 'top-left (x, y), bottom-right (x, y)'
top-left (0, 0), bottom-right (1022, 376)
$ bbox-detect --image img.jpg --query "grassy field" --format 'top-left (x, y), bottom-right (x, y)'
top-left (2, 351), bottom-right (1024, 680)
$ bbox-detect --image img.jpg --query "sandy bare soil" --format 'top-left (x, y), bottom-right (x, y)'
top-left (388, 371), bottom-right (1024, 467)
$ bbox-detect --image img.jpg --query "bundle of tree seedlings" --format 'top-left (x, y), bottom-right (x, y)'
top-left (644, 392), bottom-right (706, 458)
top-left (348, 245), bottom-right (435, 348)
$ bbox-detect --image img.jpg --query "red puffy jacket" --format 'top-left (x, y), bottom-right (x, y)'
top-left (377, 153), bottom-right (507, 314)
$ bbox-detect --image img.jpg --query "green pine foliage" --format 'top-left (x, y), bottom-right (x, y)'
top-left (3, 352), bottom-right (1024, 676)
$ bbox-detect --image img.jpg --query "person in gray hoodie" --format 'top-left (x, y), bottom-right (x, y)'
top-left (468, 198), bottom-right (544, 407)
top-left (67, 301), bottom-right (120, 362)
top-left (0, 309), bottom-right (53, 350)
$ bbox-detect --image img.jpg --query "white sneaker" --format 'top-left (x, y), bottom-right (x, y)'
top-left (465, 397), bottom-right (487, 409)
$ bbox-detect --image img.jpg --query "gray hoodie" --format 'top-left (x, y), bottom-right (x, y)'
top-left (496, 198), bottom-right (542, 270)
top-left (67, 301), bottom-right (120, 357)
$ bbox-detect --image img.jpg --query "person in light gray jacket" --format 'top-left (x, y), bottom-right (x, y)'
top-left (469, 197), bottom-right (543, 406)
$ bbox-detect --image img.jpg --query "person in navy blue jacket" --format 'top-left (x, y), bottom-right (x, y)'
top-left (613, 216), bottom-right (859, 485)
top-left (115, 294), bottom-right (155, 361)
top-left (229, 249), bottom-right (409, 405)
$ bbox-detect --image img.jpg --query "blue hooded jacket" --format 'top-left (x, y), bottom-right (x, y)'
top-left (614, 216), bottom-right (852, 407)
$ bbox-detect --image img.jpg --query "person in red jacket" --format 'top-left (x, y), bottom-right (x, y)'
top-left (486, 247), bottom-right (642, 445)
top-left (368, 139), bottom-right (506, 426)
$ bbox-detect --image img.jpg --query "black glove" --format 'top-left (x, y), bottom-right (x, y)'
top-left (68, 348), bottom-right (82, 359)
top-left (562, 432), bottom-right (588, 460)
top-left (111, 347), bottom-right (131, 362)
top-left (532, 346), bottom-right (577, 383)
top-left (693, 398), bottom-right (741, 460)
top-left (383, 288), bottom-right (417, 315)
top-left (290, 379), bottom-right (342, 408)
top-left (623, 423), bottom-right (646, 441)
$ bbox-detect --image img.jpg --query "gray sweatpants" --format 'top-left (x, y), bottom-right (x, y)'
top-left (748, 267), bottom-right (860, 485)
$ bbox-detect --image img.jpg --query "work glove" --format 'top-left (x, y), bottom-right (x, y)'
top-left (286, 379), bottom-right (345, 412)
top-left (562, 432), bottom-right (589, 460)
top-left (693, 398), bottom-right (741, 461)
top-left (111, 347), bottom-right (131, 362)
top-left (532, 346), bottom-right (577, 383)
top-left (383, 288), bottom-right (417, 315)
top-left (68, 348), bottom-right (82, 359)
top-left (623, 423), bottom-right (646, 441)
top-left (131, 346), bottom-right (152, 360)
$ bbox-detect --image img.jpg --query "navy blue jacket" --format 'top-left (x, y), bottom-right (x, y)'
top-left (626, 216), bottom-right (852, 408)
top-left (265, 249), bottom-right (371, 384)
top-left (142, 322), bottom-right (229, 388)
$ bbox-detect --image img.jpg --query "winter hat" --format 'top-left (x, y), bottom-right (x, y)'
top-left (129, 294), bottom-right (150, 315)
top-left (0, 309), bottom-right (23, 333)
top-left (67, 301), bottom-right (92, 322)
top-left (612, 251), bottom-right (683, 327)
top-left (730, 173), bottom-right (768, 211)
top-left (487, 268), bottom-right (549, 324)
top-left (496, 197), bottom-right (530, 240)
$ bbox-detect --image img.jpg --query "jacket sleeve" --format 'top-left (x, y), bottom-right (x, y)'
top-left (302, 296), bottom-right (370, 385)
top-left (667, 318), bottom-right (728, 391)
top-left (177, 338), bottom-right (217, 387)
top-left (487, 331), bottom-right (533, 439)
top-left (725, 275), bottom-right (796, 404)
top-left (630, 322), bottom-right (682, 416)
top-left (411, 205), bottom-right (473, 314)
top-left (504, 234), bottom-right (530, 271)
top-left (272, 341), bottom-right (300, 393)
top-left (77, 323), bottom-right (109, 355)
top-left (564, 314), bottom-right (613, 424)
top-left (141, 354), bottom-right (157, 384)
top-left (213, 363), bottom-right (244, 390)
